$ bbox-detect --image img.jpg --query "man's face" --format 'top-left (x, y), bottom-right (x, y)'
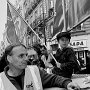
top-left (40, 47), bottom-right (46, 55)
top-left (8, 46), bottom-right (28, 70)
top-left (58, 37), bottom-right (70, 49)
top-left (28, 49), bottom-right (38, 62)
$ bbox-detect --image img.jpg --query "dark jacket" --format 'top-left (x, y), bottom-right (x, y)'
top-left (86, 56), bottom-right (90, 74)
top-left (4, 66), bottom-right (72, 90)
top-left (52, 47), bottom-right (80, 78)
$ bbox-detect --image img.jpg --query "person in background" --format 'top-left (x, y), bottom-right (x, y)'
top-left (29, 44), bottom-right (52, 69)
top-left (0, 44), bottom-right (80, 90)
top-left (51, 31), bottom-right (80, 78)
top-left (78, 57), bottom-right (84, 68)
top-left (40, 45), bottom-right (48, 60)
top-left (27, 45), bottom-right (45, 69)
top-left (40, 45), bottom-right (53, 69)
top-left (86, 50), bottom-right (90, 74)
top-left (77, 51), bottom-right (90, 74)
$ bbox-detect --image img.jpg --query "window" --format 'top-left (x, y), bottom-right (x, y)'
top-left (79, 51), bottom-right (84, 58)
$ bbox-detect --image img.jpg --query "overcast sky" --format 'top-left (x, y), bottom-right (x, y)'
top-left (0, 0), bottom-right (16, 45)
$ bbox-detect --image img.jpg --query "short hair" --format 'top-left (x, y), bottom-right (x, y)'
top-left (3, 44), bottom-right (26, 64)
top-left (5, 44), bottom-right (26, 56)
top-left (56, 31), bottom-right (71, 42)
top-left (32, 43), bottom-right (42, 56)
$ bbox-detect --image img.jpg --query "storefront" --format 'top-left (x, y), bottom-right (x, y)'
top-left (70, 39), bottom-right (88, 66)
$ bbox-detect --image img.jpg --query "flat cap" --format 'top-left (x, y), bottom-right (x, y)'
top-left (56, 31), bottom-right (71, 41)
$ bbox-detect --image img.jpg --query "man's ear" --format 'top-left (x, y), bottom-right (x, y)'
top-left (7, 55), bottom-right (12, 63)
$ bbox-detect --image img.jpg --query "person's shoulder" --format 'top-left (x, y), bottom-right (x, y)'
top-left (66, 46), bottom-right (74, 51)
top-left (65, 47), bottom-right (75, 54)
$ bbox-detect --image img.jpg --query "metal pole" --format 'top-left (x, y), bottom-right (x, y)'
top-left (68, 15), bottom-right (90, 32)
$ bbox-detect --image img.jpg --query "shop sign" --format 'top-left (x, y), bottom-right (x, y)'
top-left (70, 40), bottom-right (87, 48)
top-left (74, 48), bottom-right (84, 51)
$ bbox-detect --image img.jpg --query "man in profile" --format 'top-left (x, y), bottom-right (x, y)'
top-left (0, 44), bottom-right (80, 90)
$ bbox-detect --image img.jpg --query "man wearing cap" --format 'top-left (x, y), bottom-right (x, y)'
top-left (51, 31), bottom-right (80, 78)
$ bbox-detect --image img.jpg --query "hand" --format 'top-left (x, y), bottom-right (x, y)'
top-left (67, 82), bottom-right (80, 90)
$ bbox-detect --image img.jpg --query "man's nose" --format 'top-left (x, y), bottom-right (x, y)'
top-left (24, 55), bottom-right (28, 61)
top-left (30, 56), bottom-right (35, 59)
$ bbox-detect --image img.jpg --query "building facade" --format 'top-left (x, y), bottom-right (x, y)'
top-left (22, 0), bottom-right (55, 48)
top-left (70, 19), bottom-right (90, 66)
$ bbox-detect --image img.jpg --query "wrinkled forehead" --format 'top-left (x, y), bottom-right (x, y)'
top-left (27, 49), bottom-right (37, 56)
top-left (12, 46), bottom-right (27, 55)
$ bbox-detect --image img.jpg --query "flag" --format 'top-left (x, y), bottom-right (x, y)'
top-left (68, 0), bottom-right (75, 28)
top-left (53, 0), bottom-right (63, 37)
top-left (68, 0), bottom-right (90, 28)
top-left (7, 1), bottom-right (27, 44)
top-left (53, 0), bottom-right (68, 39)
top-left (7, 4), bottom-right (20, 44)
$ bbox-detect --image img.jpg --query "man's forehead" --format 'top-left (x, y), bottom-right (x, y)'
top-left (27, 49), bottom-right (37, 55)
top-left (12, 46), bottom-right (26, 53)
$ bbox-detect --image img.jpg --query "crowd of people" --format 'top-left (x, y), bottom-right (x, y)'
top-left (0, 31), bottom-right (90, 90)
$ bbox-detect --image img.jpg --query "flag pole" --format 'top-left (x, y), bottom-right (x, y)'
top-left (7, 0), bottom-right (41, 42)
top-left (7, 0), bottom-right (58, 64)
top-left (51, 15), bottom-right (90, 41)
top-left (68, 14), bottom-right (90, 32)
top-left (62, 0), bottom-right (67, 32)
